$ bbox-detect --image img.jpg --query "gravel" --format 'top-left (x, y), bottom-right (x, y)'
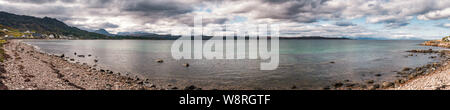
top-left (1, 40), bottom-right (158, 90)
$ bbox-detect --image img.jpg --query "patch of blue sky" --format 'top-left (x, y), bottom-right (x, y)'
top-left (228, 16), bottom-right (248, 24)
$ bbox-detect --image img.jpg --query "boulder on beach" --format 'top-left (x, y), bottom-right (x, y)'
top-left (333, 82), bottom-right (343, 88)
top-left (368, 84), bottom-right (380, 90)
top-left (156, 59), bottom-right (163, 63)
top-left (365, 80), bottom-right (375, 84)
top-left (183, 63), bottom-right (190, 67)
top-left (375, 74), bottom-right (382, 77)
top-left (184, 85), bottom-right (197, 90)
top-left (402, 67), bottom-right (411, 71)
top-left (382, 82), bottom-right (394, 88)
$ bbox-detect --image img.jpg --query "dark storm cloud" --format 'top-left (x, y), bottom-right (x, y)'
top-left (5, 0), bottom-right (76, 4)
top-left (100, 23), bottom-right (119, 28)
top-left (0, 0), bottom-right (448, 37)
top-left (5, 0), bottom-right (57, 4)
top-left (175, 15), bottom-right (229, 27)
top-left (122, 0), bottom-right (194, 17)
top-left (232, 0), bottom-right (335, 23)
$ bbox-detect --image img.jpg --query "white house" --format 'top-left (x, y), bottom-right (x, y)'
top-left (24, 30), bottom-right (33, 33)
top-left (48, 34), bottom-right (55, 39)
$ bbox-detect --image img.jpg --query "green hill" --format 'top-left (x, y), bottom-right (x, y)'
top-left (0, 11), bottom-right (108, 39)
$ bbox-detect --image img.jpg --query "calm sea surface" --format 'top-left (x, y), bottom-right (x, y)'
top-left (23, 40), bottom-right (446, 90)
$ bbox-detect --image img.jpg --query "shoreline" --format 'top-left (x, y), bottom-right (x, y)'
top-left (328, 49), bottom-right (449, 90)
top-left (388, 40), bottom-right (450, 90)
top-left (1, 39), bottom-right (449, 90)
top-left (0, 40), bottom-right (164, 90)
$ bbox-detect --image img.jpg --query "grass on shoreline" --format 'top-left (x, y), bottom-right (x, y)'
top-left (0, 39), bottom-right (7, 62)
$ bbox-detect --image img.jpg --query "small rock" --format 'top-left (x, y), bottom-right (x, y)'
top-left (291, 85), bottom-right (297, 89)
top-left (77, 55), bottom-right (85, 58)
top-left (408, 74), bottom-right (417, 80)
top-left (396, 79), bottom-right (405, 84)
top-left (156, 59), bottom-right (164, 63)
top-left (382, 82), bottom-right (394, 88)
top-left (366, 80), bottom-right (375, 84)
top-left (375, 74), bottom-right (382, 77)
top-left (183, 63), bottom-right (190, 67)
top-left (333, 82), bottom-right (344, 88)
top-left (330, 61), bottom-right (335, 64)
top-left (368, 85), bottom-right (379, 90)
top-left (185, 85), bottom-right (197, 90)
top-left (345, 83), bottom-right (356, 87)
top-left (360, 85), bottom-right (368, 89)
top-left (402, 67), bottom-right (411, 71)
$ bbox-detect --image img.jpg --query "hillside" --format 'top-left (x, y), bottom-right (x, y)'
top-left (0, 11), bottom-right (108, 39)
top-left (93, 29), bottom-right (114, 36)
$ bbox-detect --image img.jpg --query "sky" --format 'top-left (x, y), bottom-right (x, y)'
top-left (0, 0), bottom-right (449, 39)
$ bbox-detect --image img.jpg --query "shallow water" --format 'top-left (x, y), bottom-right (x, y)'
top-left (23, 39), bottom-right (447, 90)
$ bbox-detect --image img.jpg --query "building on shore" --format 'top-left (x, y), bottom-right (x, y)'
top-left (24, 30), bottom-right (33, 34)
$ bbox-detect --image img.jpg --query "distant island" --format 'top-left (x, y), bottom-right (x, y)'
top-left (279, 36), bottom-right (350, 40)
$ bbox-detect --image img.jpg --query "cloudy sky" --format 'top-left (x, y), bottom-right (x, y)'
top-left (0, 0), bottom-right (449, 39)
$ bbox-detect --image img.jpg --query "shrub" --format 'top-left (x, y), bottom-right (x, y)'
top-left (443, 36), bottom-right (450, 42)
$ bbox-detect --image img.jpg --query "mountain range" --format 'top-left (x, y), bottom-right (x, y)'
top-left (93, 29), bottom-right (114, 36)
top-left (0, 11), bottom-right (424, 40)
top-left (0, 11), bottom-right (108, 39)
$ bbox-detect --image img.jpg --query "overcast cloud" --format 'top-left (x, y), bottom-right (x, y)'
top-left (0, 0), bottom-right (448, 39)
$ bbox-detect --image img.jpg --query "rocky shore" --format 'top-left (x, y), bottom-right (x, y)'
top-left (390, 40), bottom-right (450, 90)
top-left (0, 40), bottom-right (174, 90)
top-left (1, 39), bottom-right (449, 90)
top-left (326, 40), bottom-right (450, 90)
